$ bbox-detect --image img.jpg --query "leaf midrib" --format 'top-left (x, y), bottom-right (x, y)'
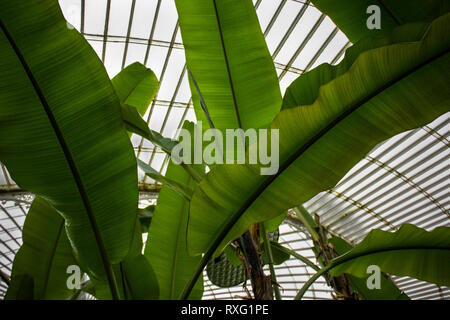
top-left (170, 175), bottom-right (192, 299)
top-left (124, 119), bottom-right (151, 139)
top-left (212, 0), bottom-right (242, 129)
top-left (0, 21), bottom-right (119, 299)
top-left (377, 0), bottom-right (403, 25)
top-left (40, 218), bottom-right (64, 299)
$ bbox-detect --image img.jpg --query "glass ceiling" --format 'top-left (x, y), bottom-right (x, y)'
top-left (0, 0), bottom-right (449, 300)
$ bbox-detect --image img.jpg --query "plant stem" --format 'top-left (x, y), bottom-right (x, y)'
top-left (261, 224), bottom-right (281, 300)
top-left (295, 265), bottom-right (331, 300)
top-left (293, 206), bottom-right (319, 241)
top-left (273, 243), bottom-right (320, 272)
top-left (181, 162), bottom-right (203, 183)
top-left (240, 230), bottom-right (272, 300)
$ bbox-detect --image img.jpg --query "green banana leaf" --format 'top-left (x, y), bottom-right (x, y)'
top-left (183, 13), bottom-right (450, 296)
top-left (311, 0), bottom-right (449, 43)
top-left (329, 236), bottom-right (409, 300)
top-left (89, 259), bottom-right (159, 300)
top-left (262, 241), bottom-right (290, 266)
top-left (120, 254), bottom-right (159, 300)
top-left (175, 0), bottom-right (282, 132)
top-left (224, 244), bottom-right (242, 267)
top-left (120, 219), bottom-right (159, 300)
top-left (144, 121), bottom-right (204, 300)
top-left (263, 211), bottom-right (287, 233)
top-left (295, 224), bottom-right (450, 299)
top-left (0, 0), bottom-right (138, 292)
top-left (5, 197), bottom-right (77, 300)
top-left (4, 274), bottom-right (34, 300)
top-left (292, 206), bottom-right (319, 242)
top-left (329, 225), bottom-right (450, 285)
top-left (138, 205), bottom-right (155, 233)
top-left (124, 105), bottom-right (204, 183)
top-left (111, 62), bottom-right (158, 116)
top-left (88, 219), bottom-right (159, 300)
top-left (138, 159), bottom-right (194, 201)
top-left (121, 102), bottom-right (151, 137)
top-left (120, 103), bottom-right (179, 153)
top-left (282, 20), bottom-right (431, 110)
top-left (6, 199), bottom-right (159, 300)
top-left (111, 63), bottom-right (180, 155)
top-left (119, 87), bottom-right (202, 181)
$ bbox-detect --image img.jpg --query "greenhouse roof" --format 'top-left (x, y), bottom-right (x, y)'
top-left (0, 0), bottom-right (449, 300)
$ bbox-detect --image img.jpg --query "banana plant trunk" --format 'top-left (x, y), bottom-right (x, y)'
top-left (240, 228), bottom-right (273, 300)
top-left (313, 215), bottom-right (359, 300)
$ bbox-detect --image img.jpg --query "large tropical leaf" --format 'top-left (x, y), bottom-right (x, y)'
top-left (120, 254), bottom-right (159, 300)
top-left (138, 205), bottom-right (155, 233)
top-left (111, 63), bottom-right (183, 156)
top-left (295, 224), bottom-right (450, 299)
top-left (111, 62), bottom-right (158, 116)
top-left (175, 0), bottom-right (282, 132)
top-left (114, 67), bottom-right (203, 181)
top-left (311, 0), bottom-right (449, 42)
top-left (329, 236), bottom-right (409, 300)
top-left (182, 13), bottom-right (450, 296)
top-left (0, 0), bottom-right (137, 293)
top-left (144, 121), bottom-right (204, 300)
top-left (119, 219), bottom-right (159, 300)
top-left (262, 241), bottom-right (290, 266)
top-left (263, 211), bottom-right (287, 233)
top-left (6, 197), bottom-right (77, 300)
top-left (4, 274), bottom-right (34, 300)
top-left (282, 21), bottom-right (431, 110)
top-left (138, 159), bottom-right (194, 201)
top-left (4, 199), bottom-right (161, 301)
top-left (88, 219), bottom-right (159, 300)
top-left (120, 103), bottom-right (179, 154)
top-left (329, 225), bottom-right (450, 285)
